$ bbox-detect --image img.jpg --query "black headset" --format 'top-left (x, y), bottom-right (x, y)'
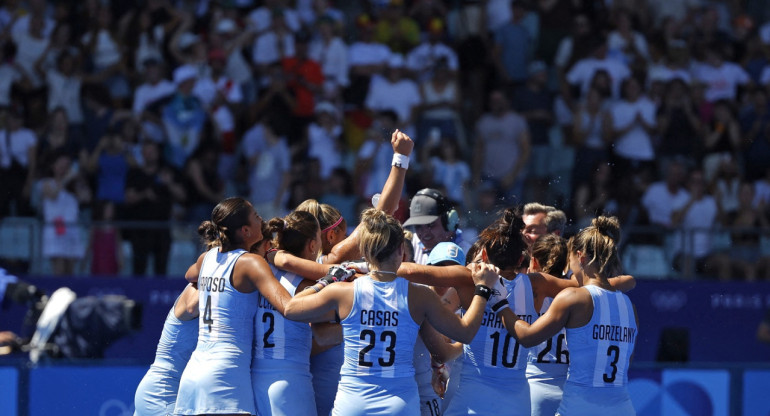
top-left (415, 188), bottom-right (459, 232)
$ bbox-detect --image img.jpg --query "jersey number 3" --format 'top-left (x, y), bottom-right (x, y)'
top-left (359, 329), bottom-right (397, 367)
top-left (603, 345), bottom-right (620, 382)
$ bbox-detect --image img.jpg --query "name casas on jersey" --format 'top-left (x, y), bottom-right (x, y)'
top-left (360, 309), bottom-right (399, 326)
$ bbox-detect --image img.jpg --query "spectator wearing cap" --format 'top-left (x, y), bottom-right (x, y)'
top-left (406, 17), bottom-right (459, 82)
top-left (308, 16), bottom-right (349, 99)
top-left (473, 88), bottom-right (531, 206)
top-left (345, 14), bottom-right (392, 107)
top-left (365, 53), bottom-right (422, 135)
top-left (281, 30), bottom-right (324, 144)
top-left (403, 188), bottom-right (470, 264)
top-left (513, 60), bottom-right (555, 203)
top-left (161, 65), bottom-right (207, 169)
top-left (307, 101), bottom-right (344, 179)
top-left (375, 0), bottom-right (420, 54)
top-left (492, 0), bottom-right (536, 93)
top-left (0, 105), bottom-right (37, 216)
top-left (251, 7), bottom-right (295, 72)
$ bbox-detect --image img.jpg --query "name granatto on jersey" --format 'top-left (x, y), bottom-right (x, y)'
top-left (481, 311), bottom-right (533, 328)
top-left (592, 324), bottom-right (636, 343)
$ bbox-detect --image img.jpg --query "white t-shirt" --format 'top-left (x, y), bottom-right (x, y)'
top-left (0, 128), bottom-right (37, 168)
top-left (10, 29), bottom-right (49, 87)
top-left (81, 30), bottom-right (122, 69)
top-left (193, 75), bottom-right (243, 108)
top-left (642, 182), bottom-right (690, 227)
top-left (307, 123), bottom-right (343, 179)
top-left (647, 63), bottom-right (692, 86)
top-left (247, 7), bottom-right (301, 33)
top-left (672, 195), bottom-right (717, 257)
top-left (691, 61), bottom-right (750, 102)
top-left (566, 57), bottom-right (631, 99)
top-left (754, 180), bottom-right (770, 208)
top-left (251, 31), bottom-right (295, 65)
top-left (133, 80), bottom-right (176, 115)
top-left (607, 31), bottom-right (650, 62)
top-left (309, 37), bottom-right (349, 87)
top-left (430, 157), bottom-right (471, 203)
top-left (347, 42), bottom-right (391, 67)
top-left (0, 64), bottom-right (21, 106)
top-left (406, 42), bottom-right (459, 74)
top-left (609, 96), bottom-right (657, 160)
top-left (365, 77), bottom-right (422, 124)
top-left (357, 139), bottom-right (392, 197)
top-left (46, 69), bottom-right (84, 123)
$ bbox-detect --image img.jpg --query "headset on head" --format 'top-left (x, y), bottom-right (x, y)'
top-left (415, 188), bottom-right (459, 232)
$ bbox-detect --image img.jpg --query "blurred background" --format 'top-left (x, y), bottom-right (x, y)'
top-left (1, 0), bottom-right (770, 414)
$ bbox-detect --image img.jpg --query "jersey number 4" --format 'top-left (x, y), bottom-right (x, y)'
top-left (359, 329), bottom-right (397, 367)
top-left (203, 295), bottom-right (214, 332)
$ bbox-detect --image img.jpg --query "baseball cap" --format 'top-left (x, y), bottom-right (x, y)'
top-left (403, 189), bottom-right (444, 227)
top-left (427, 242), bottom-right (465, 266)
top-left (173, 65), bottom-right (198, 85)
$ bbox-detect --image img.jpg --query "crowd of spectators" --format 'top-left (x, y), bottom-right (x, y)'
top-left (0, 0), bottom-right (769, 279)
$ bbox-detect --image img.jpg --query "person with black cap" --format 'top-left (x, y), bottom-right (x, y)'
top-left (402, 187), bottom-right (469, 416)
top-left (403, 188), bottom-right (469, 266)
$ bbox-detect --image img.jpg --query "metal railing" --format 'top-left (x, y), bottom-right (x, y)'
top-left (1, 217), bottom-right (768, 279)
top-left (0, 217), bottom-right (204, 277)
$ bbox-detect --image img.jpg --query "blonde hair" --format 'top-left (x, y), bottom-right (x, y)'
top-left (358, 208), bottom-right (404, 266)
top-left (569, 216), bottom-right (622, 276)
top-left (296, 199), bottom-right (344, 232)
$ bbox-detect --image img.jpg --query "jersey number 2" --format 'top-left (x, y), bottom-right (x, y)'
top-left (359, 329), bottom-right (396, 367)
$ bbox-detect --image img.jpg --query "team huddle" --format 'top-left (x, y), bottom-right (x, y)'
top-left (133, 131), bottom-right (638, 416)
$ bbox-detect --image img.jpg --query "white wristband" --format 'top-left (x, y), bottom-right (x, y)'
top-left (392, 153), bottom-right (409, 170)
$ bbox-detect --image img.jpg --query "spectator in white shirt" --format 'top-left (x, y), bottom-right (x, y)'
top-left (10, 11), bottom-right (49, 88)
top-left (405, 17), bottom-right (459, 82)
top-left (670, 168), bottom-right (719, 276)
top-left (365, 53), bottom-right (422, 135)
top-left (308, 15), bottom-right (349, 100)
top-left (607, 9), bottom-right (650, 65)
top-left (132, 58), bottom-right (175, 117)
top-left (307, 101), bottom-right (344, 180)
top-left (247, 0), bottom-right (301, 35)
top-left (251, 8), bottom-right (295, 72)
top-left (692, 44), bottom-right (751, 102)
top-left (641, 159), bottom-right (689, 228)
top-left (345, 14), bottom-right (391, 107)
top-left (565, 35), bottom-right (631, 101)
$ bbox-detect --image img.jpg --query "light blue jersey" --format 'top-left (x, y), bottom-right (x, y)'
top-left (557, 285), bottom-right (637, 416)
top-left (175, 248), bottom-right (256, 416)
top-left (445, 273), bottom-right (536, 416)
top-left (333, 275), bottom-right (421, 416)
top-left (252, 265), bottom-right (316, 416)
top-left (134, 296), bottom-right (198, 416)
top-left (527, 297), bottom-right (569, 416)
